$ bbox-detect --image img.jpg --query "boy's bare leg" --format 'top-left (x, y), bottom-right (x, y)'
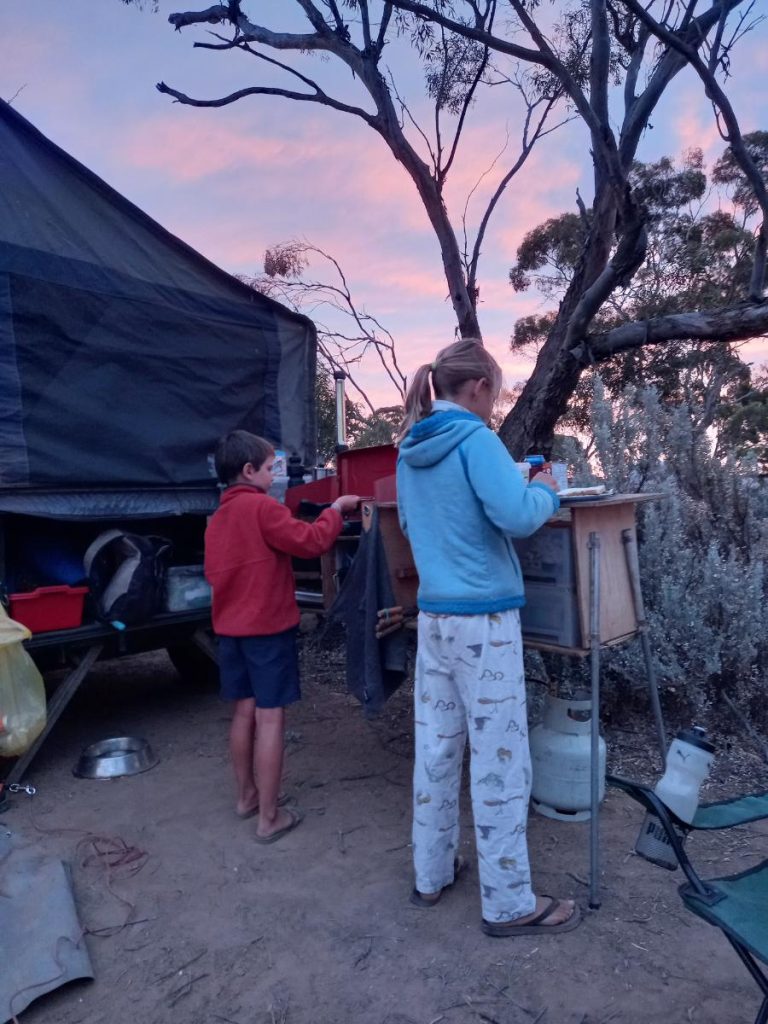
top-left (254, 706), bottom-right (293, 838)
top-left (230, 697), bottom-right (259, 816)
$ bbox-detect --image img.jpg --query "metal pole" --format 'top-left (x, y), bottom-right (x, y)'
top-left (333, 370), bottom-right (348, 452)
top-left (621, 528), bottom-right (667, 766)
top-left (5, 644), bottom-right (103, 786)
top-left (588, 531), bottom-right (602, 910)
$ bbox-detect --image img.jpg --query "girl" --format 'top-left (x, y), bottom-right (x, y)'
top-left (396, 338), bottom-right (581, 937)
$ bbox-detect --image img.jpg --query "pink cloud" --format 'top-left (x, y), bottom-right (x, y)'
top-left (671, 90), bottom-right (725, 162)
top-left (119, 114), bottom-right (302, 180)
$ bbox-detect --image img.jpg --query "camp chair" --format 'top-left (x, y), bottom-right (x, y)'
top-left (607, 775), bottom-right (768, 1024)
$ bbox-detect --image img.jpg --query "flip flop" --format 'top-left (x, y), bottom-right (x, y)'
top-left (236, 792), bottom-right (290, 820)
top-left (410, 856), bottom-right (469, 908)
top-left (254, 807), bottom-right (304, 845)
top-left (482, 896), bottom-right (582, 937)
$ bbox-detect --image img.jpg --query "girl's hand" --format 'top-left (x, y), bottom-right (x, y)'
top-left (532, 472), bottom-right (559, 492)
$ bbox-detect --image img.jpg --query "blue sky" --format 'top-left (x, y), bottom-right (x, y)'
top-left (2, 1), bottom-right (767, 407)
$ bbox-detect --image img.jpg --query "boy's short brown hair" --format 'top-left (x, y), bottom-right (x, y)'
top-left (214, 430), bottom-right (275, 485)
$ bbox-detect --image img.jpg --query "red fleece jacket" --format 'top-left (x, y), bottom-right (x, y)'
top-left (204, 485), bottom-right (342, 636)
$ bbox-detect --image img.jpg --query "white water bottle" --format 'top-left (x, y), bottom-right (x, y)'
top-left (634, 726), bottom-right (715, 870)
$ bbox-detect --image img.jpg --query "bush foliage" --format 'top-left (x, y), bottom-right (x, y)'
top-left (558, 377), bottom-right (768, 719)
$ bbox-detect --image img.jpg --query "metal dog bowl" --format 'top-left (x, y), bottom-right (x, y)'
top-left (73, 737), bottom-right (159, 779)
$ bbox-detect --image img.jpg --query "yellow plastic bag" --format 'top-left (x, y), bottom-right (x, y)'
top-left (0, 606), bottom-right (47, 757)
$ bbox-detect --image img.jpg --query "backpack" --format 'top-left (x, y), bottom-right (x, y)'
top-left (84, 530), bottom-right (172, 626)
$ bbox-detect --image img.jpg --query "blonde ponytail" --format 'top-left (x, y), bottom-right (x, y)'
top-left (397, 363), bottom-right (433, 443)
top-left (397, 339), bottom-right (502, 444)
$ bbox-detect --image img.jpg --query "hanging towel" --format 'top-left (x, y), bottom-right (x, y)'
top-left (326, 506), bottom-right (409, 717)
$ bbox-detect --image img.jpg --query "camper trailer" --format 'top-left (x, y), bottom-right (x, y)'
top-left (0, 100), bottom-right (318, 680)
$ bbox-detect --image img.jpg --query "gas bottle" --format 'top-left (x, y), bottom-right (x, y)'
top-left (634, 725), bottom-right (715, 869)
top-left (530, 694), bottom-right (606, 821)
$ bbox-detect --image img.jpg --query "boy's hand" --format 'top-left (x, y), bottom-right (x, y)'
top-left (332, 494), bottom-right (361, 514)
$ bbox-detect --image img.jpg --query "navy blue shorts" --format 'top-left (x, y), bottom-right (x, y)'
top-left (217, 628), bottom-right (301, 708)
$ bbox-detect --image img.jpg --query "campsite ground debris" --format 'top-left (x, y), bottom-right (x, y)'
top-left (8, 641), bottom-right (768, 1024)
top-left (337, 823), bottom-right (366, 854)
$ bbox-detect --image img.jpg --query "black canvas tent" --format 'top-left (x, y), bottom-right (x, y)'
top-left (0, 99), bottom-right (317, 518)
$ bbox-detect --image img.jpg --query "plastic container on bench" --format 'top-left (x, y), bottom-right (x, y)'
top-left (8, 585), bottom-right (89, 633)
top-left (162, 566), bottom-right (211, 613)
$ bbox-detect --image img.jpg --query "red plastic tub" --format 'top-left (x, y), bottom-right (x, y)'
top-left (9, 585), bottom-right (89, 633)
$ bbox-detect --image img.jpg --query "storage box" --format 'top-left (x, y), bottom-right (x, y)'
top-left (520, 582), bottom-right (581, 649)
top-left (9, 585), bottom-right (89, 633)
top-left (514, 524), bottom-right (575, 587)
top-left (162, 566), bottom-right (211, 612)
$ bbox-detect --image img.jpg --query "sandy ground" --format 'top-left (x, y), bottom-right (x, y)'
top-left (3, 635), bottom-right (768, 1024)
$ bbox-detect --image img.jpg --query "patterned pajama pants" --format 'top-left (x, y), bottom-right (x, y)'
top-left (412, 608), bottom-right (536, 923)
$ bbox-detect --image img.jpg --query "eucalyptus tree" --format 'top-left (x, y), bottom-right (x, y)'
top-left (386, 1), bottom-right (767, 453)
top-left (151, 0), bottom-right (565, 342)
top-left (511, 145), bottom-right (762, 441)
top-left (142, 0), bottom-right (767, 455)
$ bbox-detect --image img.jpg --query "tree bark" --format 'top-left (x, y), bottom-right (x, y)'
top-left (585, 301), bottom-right (768, 360)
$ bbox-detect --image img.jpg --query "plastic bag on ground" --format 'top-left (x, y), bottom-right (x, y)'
top-left (0, 606), bottom-right (47, 757)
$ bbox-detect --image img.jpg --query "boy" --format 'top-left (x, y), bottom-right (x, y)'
top-left (205, 430), bottom-right (359, 843)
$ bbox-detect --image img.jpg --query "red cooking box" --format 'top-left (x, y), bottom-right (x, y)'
top-left (9, 585), bottom-right (89, 633)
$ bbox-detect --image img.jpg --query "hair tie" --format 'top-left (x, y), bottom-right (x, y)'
top-left (430, 361), bottom-right (437, 372)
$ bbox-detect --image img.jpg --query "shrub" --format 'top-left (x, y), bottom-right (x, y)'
top-left (549, 379), bottom-right (768, 722)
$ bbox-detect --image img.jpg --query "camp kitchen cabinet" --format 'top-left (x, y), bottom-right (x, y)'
top-left (369, 493), bottom-right (659, 655)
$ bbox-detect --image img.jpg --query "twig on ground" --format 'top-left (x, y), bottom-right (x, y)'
top-left (353, 936), bottom-right (373, 968)
top-left (722, 694), bottom-right (768, 763)
top-left (154, 950), bottom-right (206, 985)
top-left (383, 773), bottom-right (408, 787)
top-left (167, 972), bottom-right (209, 1007)
top-left (566, 871), bottom-right (588, 886)
top-left (338, 824), bottom-right (366, 854)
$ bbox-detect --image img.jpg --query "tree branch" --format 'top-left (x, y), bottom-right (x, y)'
top-left (156, 79), bottom-right (377, 124)
top-left (619, 0), bottom-right (747, 169)
top-left (591, 0), bottom-right (611, 130)
top-left (169, 4), bottom-right (326, 50)
top-left (578, 300), bottom-right (768, 361)
top-left (622, 0), bottom-right (768, 299)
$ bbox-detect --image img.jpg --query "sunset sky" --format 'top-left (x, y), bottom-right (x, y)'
top-left (2, 1), bottom-right (767, 409)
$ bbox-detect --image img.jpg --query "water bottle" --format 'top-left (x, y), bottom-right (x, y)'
top-left (634, 725), bottom-right (715, 870)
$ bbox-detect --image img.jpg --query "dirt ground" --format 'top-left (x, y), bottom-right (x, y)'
top-left (3, 631), bottom-right (768, 1024)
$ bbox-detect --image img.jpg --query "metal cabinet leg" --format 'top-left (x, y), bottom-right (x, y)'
top-left (622, 529), bottom-right (666, 765)
top-left (588, 532), bottom-right (601, 910)
top-left (4, 644), bottom-right (103, 786)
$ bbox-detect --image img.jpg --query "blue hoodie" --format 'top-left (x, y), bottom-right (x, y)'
top-left (397, 403), bottom-right (559, 614)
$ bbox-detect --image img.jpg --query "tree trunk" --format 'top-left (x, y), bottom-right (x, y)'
top-left (498, 187), bottom-right (618, 455)
top-left (498, 313), bottom-right (583, 457)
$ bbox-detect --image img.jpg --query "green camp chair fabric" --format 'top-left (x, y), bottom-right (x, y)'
top-left (608, 775), bottom-right (768, 1024)
top-left (681, 860), bottom-right (768, 966)
top-left (693, 792), bottom-right (768, 830)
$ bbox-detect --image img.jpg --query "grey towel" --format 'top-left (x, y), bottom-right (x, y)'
top-left (326, 506), bottom-right (409, 717)
top-left (0, 838), bottom-right (93, 1022)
